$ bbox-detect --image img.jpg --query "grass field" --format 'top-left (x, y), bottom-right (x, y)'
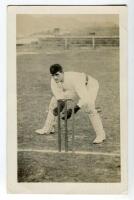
top-left (17, 47), bottom-right (120, 182)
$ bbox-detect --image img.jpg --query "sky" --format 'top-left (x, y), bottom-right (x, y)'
top-left (17, 14), bottom-right (119, 37)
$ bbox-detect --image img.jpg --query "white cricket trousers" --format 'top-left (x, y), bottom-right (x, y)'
top-left (85, 76), bottom-right (105, 138)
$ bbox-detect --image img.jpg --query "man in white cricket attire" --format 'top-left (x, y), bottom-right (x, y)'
top-left (36, 64), bottom-right (106, 144)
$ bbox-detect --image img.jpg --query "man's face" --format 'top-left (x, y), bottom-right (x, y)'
top-left (51, 72), bottom-right (64, 83)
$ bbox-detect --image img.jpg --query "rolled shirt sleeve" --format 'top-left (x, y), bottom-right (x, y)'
top-left (51, 78), bottom-right (65, 100)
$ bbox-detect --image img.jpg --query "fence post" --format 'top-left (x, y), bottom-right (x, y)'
top-left (92, 36), bottom-right (95, 48)
top-left (64, 38), bottom-right (69, 49)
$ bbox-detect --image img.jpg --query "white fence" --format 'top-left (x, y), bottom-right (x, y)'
top-left (38, 35), bottom-right (119, 49)
top-left (17, 35), bottom-right (119, 52)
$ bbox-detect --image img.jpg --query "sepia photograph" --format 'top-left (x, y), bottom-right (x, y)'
top-left (7, 5), bottom-right (127, 194)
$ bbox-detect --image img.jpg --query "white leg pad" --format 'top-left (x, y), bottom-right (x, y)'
top-left (88, 112), bottom-right (106, 143)
top-left (35, 96), bottom-right (57, 134)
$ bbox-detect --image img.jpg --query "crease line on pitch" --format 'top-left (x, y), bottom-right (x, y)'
top-left (18, 149), bottom-right (120, 157)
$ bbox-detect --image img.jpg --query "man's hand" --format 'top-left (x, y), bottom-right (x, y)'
top-left (62, 105), bottom-right (80, 120)
top-left (53, 100), bottom-right (65, 116)
top-left (74, 105), bottom-right (80, 114)
top-left (61, 108), bottom-right (72, 120)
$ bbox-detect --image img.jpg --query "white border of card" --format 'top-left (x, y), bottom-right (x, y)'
top-left (7, 5), bottom-right (127, 194)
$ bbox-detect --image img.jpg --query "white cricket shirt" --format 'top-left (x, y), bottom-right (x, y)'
top-left (51, 71), bottom-right (97, 107)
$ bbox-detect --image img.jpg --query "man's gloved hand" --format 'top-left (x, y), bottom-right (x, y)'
top-left (74, 105), bottom-right (80, 114)
top-left (62, 108), bottom-right (72, 120)
top-left (62, 105), bottom-right (80, 120)
top-left (53, 100), bottom-right (65, 116)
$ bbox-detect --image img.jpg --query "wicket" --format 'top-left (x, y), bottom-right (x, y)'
top-left (57, 99), bottom-right (75, 152)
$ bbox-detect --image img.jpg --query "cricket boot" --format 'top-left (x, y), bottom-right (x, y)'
top-left (35, 110), bottom-right (56, 135)
top-left (35, 126), bottom-right (55, 135)
top-left (88, 112), bottom-right (106, 144)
